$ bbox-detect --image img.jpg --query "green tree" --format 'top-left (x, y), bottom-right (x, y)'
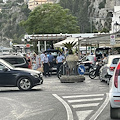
top-left (20, 3), bottom-right (80, 34)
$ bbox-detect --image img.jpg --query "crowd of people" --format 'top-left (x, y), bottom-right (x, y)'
top-left (25, 51), bottom-right (65, 77)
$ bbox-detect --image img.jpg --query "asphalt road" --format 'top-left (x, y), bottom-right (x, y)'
top-left (0, 75), bottom-right (113, 120)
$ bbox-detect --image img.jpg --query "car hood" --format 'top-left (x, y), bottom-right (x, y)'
top-left (14, 68), bottom-right (41, 74)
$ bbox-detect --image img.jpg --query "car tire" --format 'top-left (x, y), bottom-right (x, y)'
top-left (110, 105), bottom-right (119, 119)
top-left (89, 70), bottom-right (96, 79)
top-left (99, 71), bottom-right (103, 82)
top-left (17, 77), bottom-right (32, 91)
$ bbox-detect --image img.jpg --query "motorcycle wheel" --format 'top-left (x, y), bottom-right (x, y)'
top-left (89, 70), bottom-right (96, 79)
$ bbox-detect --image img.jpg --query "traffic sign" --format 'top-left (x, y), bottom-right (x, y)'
top-left (110, 35), bottom-right (116, 45)
top-left (78, 65), bottom-right (85, 75)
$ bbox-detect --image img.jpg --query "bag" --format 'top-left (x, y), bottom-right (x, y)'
top-left (37, 67), bottom-right (44, 73)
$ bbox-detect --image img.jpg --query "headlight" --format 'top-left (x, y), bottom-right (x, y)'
top-left (31, 73), bottom-right (39, 78)
top-left (40, 72), bottom-right (43, 77)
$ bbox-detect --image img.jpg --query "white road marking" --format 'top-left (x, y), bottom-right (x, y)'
top-left (76, 110), bottom-right (93, 120)
top-left (68, 98), bottom-right (103, 103)
top-left (72, 103), bottom-right (99, 108)
top-left (53, 94), bottom-right (73, 120)
top-left (62, 94), bottom-right (104, 99)
top-left (89, 93), bottom-right (109, 120)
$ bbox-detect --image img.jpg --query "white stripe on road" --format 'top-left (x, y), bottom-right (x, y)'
top-left (68, 98), bottom-right (103, 103)
top-left (53, 94), bottom-right (73, 120)
top-left (72, 103), bottom-right (99, 108)
top-left (62, 94), bottom-right (104, 99)
top-left (89, 93), bottom-right (109, 120)
top-left (76, 110), bottom-right (93, 120)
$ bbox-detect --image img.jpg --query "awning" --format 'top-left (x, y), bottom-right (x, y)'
top-left (53, 37), bottom-right (83, 48)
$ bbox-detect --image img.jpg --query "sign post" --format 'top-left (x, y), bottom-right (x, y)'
top-left (110, 35), bottom-right (116, 45)
top-left (78, 65), bottom-right (85, 75)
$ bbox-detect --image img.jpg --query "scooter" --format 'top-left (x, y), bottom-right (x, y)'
top-left (89, 62), bottom-right (103, 79)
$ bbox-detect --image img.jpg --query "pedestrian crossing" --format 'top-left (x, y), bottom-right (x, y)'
top-left (61, 93), bottom-right (105, 120)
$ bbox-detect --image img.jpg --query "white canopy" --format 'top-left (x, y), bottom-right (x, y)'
top-left (54, 37), bottom-right (83, 48)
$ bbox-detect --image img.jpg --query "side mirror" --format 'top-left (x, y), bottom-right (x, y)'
top-left (3, 68), bottom-right (8, 72)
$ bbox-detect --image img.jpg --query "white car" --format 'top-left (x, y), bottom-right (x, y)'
top-left (109, 61), bottom-right (120, 119)
top-left (99, 55), bottom-right (120, 85)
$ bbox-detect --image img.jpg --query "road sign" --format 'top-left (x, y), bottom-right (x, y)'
top-left (78, 65), bottom-right (85, 75)
top-left (110, 35), bottom-right (116, 45)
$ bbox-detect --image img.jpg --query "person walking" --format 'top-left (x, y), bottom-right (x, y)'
top-left (43, 53), bottom-right (50, 77)
top-left (48, 52), bottom-right (55, 75)
top-left (56, 52), bottom-right (65, 74)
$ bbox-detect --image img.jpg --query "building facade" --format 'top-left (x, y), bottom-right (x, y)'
top-left (28, 0), bottom-right (55, 10)
top-left (111, 6), bottom-right (120, 33)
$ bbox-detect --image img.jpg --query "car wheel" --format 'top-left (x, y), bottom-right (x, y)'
top-left (99, 71), bottom-right (103, 82)
top-left (17, 77), bottom-right (32, 91)
top-left (110, 105), bottom-right (119, 119)
top-left (89, 70), bottom-right (96, 79)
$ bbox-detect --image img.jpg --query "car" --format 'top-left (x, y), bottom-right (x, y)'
top-left (44, 49), bottom-right (61, 73)
top-left (0, 55), bottom-right (32, 69)
top-left (109, 60), bottom-right (120, 119)
top-left (99, 55), bottom-right (120, 85)
top-left (0, 59), bottom-right (43, 91)
top-left (80, 55), bottom-right (96, 73)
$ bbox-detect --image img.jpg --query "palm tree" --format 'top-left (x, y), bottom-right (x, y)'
top-left (63, 41), bottom-right (77, 54)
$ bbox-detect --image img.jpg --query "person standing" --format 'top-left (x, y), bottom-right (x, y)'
top-left (40, 51), bottom-right (45, 67)
top-left (56, 52), bottom-right (65, 74)
top-left (48, 52), bottom-right (55, 75)
top-left (43, 53), bottom-right (50, 77)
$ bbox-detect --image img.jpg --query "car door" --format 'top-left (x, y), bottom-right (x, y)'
top-left (0, 63), bottom-right (15, 86)
top-left (100, 58), bottom-right (108, 79)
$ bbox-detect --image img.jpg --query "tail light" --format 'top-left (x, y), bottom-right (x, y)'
top-left (110, 67), bottom-right (115, 71)
top-left (114, 63), bottom-right (120, 88)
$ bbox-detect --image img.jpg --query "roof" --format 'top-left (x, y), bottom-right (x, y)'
top-left (0, 55), bottom-right (24, 58)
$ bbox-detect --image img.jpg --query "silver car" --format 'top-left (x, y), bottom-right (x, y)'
top-left (99, 55), bottom-right (120, 85)
top-left (109, 61), bottom-right (120, 119)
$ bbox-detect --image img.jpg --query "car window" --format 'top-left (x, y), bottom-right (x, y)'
top-left (86, 56), bottom-right (94, 61)
top-left (3, 58), bottom-right (25, 65)
top-left (0, 64), bottom-right (5, 71)
top-left (112, 58), bottom-right (120, 64)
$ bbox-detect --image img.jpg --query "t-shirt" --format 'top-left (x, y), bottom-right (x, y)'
top-left (56, 55), bottom-right (65, 63)
top-left (40, 53), bottom-right (45, 62)
top-left (48, 54), bottom-right (54, 62)
top-left (43, 56), bottom-right (49, 63)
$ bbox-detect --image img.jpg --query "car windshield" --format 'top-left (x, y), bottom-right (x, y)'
top-left (86, 55), bottom-right (94, 61)
top-left (3, 58), bottom-right (25, 65)
top-left (1, 60), bottom-right (15, 69)
top-left (112, 58), bottom-right (120, 64)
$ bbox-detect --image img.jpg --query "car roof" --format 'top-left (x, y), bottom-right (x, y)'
top-left (108, 55), bottom-right (120, 59)
top-left (0, 55), bottom-right (24, 58)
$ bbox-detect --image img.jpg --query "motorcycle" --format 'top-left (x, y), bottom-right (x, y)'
top-left (89, 61), bottom-right (103, 79)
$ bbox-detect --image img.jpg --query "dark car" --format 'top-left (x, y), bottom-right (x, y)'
top-left (0, 59), bottom-right (43, 90)
top-left (44, 49), bottom-right (61, 73)
top-left (0, 55), bottom-right (31, 69)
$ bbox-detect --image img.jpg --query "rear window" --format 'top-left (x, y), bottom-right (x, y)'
top-left (112, 58), bottom-right (120, 64)
top-left (2, 58), bottom-right (25, 65)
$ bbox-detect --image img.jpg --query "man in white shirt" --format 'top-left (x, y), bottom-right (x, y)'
top-left (56, 52), bottom-right (65, 74)
top-left (40, 51), bottom-right (45, 67)
top-left (43, 53), bottom-right (50, 77)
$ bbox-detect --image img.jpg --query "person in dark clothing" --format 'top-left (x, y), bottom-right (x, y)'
top-left (43, 53), bottom-right (50, 77)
